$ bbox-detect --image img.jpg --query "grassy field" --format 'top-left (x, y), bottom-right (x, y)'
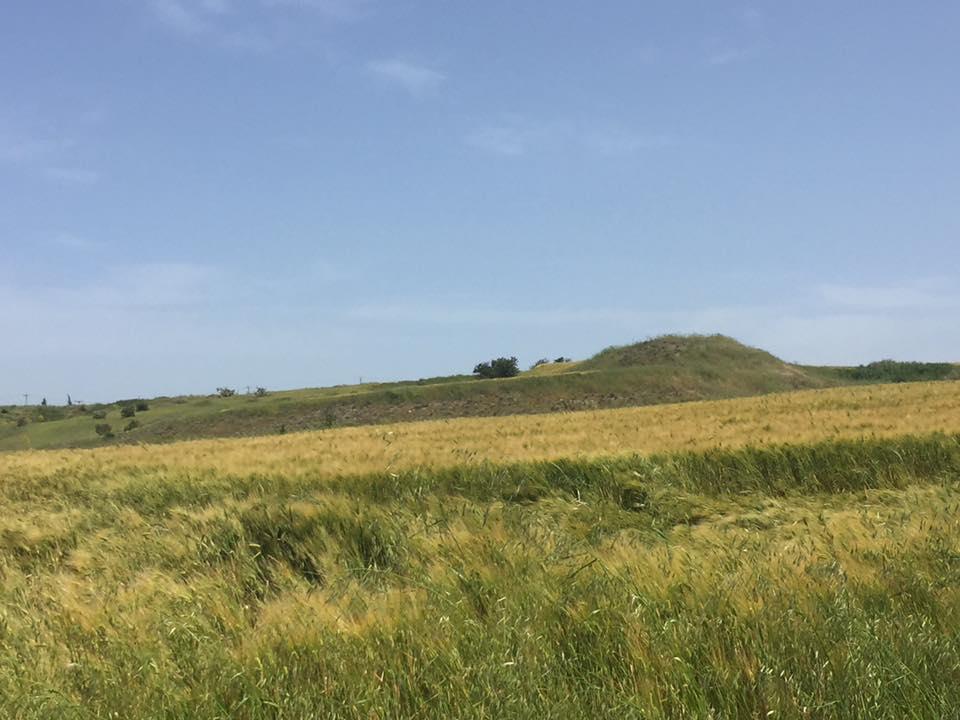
top-left (3, 334), bottom-right (955, 451)
top-left (2, 380), bottom-right (960, 717)
top-left (5, 380), bottom-right (959, 479)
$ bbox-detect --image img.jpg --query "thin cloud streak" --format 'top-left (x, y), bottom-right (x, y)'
top-left (367, 59), bottom-right (446, 95)
top-left (0, 129), bottom-right (96, 183)
top-left (467, 118), bottom-right (676, 158)
top-left (148, 0), bottom-right (372, 48)
top-left (43, 167), bottom-right (101, 185)
top-left (52, 233), bottom-right (102, 251)
top-left (818, 283), bottom-right (960, 311)
top-left (583, 130), bottom-right (677, 156)
top-left (0, 134), bottom-right (74, 164)
top-left (708, 47), bottom-right (751, 66)
top-left (465, 126), bottom-right (531, 156)
top-left (150, 0), bottom-right (206, 36)
top-left (262, 0), bottom-right (373, 21)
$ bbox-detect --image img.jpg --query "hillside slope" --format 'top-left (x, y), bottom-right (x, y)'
top-left (1, 334), bottom-right (956, 451)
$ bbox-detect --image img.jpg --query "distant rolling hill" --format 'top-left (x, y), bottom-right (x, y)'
top-left (1, 333), bottom-right (957, 451)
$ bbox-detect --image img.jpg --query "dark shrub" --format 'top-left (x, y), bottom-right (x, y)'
top-left (16, 417), bottom-right (28, 427)
top-left (124, 419), bottom-right (140, 432)
top-left (91, 410), bottom-right (107, 420)
top-left (474, 357), bottom-right (520, 379)
top-left (531, 358), bottom-right (550, 369)
top-left (254, 387), bottom-right (268, 397)
top-left (94, 423), bottom-right (113, 438)
top-left (217, 387), bottom-right (236, 398)
top-left (842, 360), bottom-right (955, 383)
top-left (554, 356), bottom-right (571, 363)
top-left (135, 401), bottom-right (149, 412)
top-left (120, 406), bottom-right (136, 418)
top-left (36, 406), bottom-right (66, 422)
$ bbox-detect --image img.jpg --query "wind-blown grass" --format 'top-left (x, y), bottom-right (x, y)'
top-left (1, 432), bottom-right (959, 718)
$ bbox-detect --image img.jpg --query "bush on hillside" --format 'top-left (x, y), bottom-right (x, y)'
top-left (135, 401), bottom-right (150, 412)
top-left (124, 419), bottom-right (140, 432)
top-left (530, 358), bottom-right (550, 370)
top-left (91, 410), bottom-right (107, 420)
top-left (16, 417), bottom-right (28, 427)
top-left (120, 406), bottom-right (136, 418)
top-left (37, 406), bottom-right (67, 423)
top-left (554, 356), bottom-right (571, 363)
top-left (473, 357), bottom-right (520, 379)
top-left (94, 423), bottom-right (113, 438)
top-left (842, 360), bottom-right (955, 384)
top-left (217, 387), bottom-right (236, 398)
top-left (254, 387), bottom-right (268, 397)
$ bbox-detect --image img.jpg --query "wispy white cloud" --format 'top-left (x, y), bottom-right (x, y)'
top-left (1, 261), bottom-right (223, 314)
top-left (583, 130), bottom-right (676, 156)
top-left (262, 0), bottom-right (372, 21)
top-left (52, 233), bottom-right (102, 251)
top-left (201, 0), bottom-right (231, 13)
top-left (111, 262), bottom-right (222, 308)
top-left (148, 0), bottom-right (273, 49)
top-left (43, 167), bottom-right (101, 185)
top-left (741, 8), bottom-right (763, 27)
top-left (0, 134), bottom-right (73, 163)
top-left (818, 282), bottom-right (960, 311)
top-left (367, 59), bottom-right (446, 96)
top-left (150, 0), bottom-right (207, 36)
top-left (706, 7), bottom-right (765, 66)
top-left (0, 130), bottom-right (98, 184)
top-left (465, 125), bottom-right (532, 156)
top-left (147, 0), bottom-right (371, 48)
top-left (708, 47), bottom-right (751, 66)
top-left (467, 118), bottom-right (675, 158)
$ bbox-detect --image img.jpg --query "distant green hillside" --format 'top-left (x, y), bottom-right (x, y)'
top-left (580, 334), bottom-right (794, 371)
top-left (1, 334), bottom-right (957, 451)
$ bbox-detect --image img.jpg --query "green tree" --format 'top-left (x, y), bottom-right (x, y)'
top-left (473, 357), bottom-right (520, 379)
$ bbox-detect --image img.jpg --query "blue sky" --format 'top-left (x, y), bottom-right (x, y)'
top-left (2, 1), bottom-right (959, 403)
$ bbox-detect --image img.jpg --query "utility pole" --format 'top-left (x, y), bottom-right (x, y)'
top-left (22, 393), bottom-right (29, 406)
top-left (246, 386), bottom-right (251, 395)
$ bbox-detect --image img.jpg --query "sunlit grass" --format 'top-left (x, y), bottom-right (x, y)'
top-left (4, 380), bottom-right (959, 481)
top-left (1, 382), bottom-right (959, 717)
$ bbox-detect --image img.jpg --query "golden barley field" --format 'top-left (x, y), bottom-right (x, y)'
top-left (1, 381), bottom-right (960, 719)
top-left (4, 380), bottom-right (958, 480)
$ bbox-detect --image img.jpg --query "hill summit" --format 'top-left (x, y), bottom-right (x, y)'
top-left (580, 334), bottom-right (789, 371)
